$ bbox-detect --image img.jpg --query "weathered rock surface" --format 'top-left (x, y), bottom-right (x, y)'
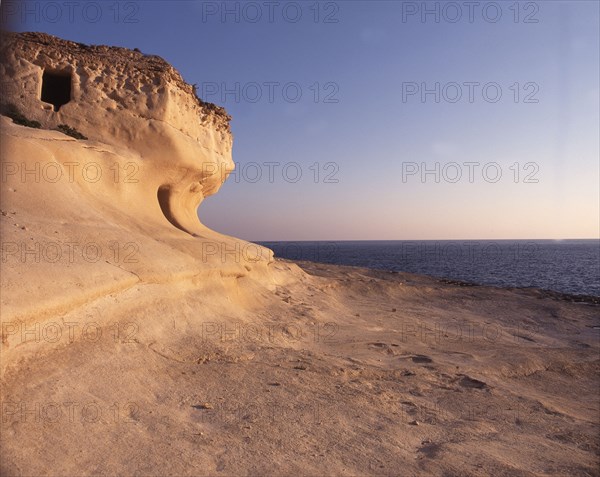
top-left (0, 31), bottom-right (274, 329)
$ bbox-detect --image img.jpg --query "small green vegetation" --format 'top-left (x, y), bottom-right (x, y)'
top-left (0, 104), bottom-right (88, 140)
top-left (56, 124), bottom-right (87, 140)
top-left (1, 103), bottom-right (41, 129)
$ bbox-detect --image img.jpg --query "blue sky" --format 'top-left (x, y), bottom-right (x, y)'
top-left (4, 0), bottom-right (599, 240)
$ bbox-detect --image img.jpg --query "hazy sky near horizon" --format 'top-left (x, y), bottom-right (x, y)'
top-left (3, 0), bottom-right (599, 240)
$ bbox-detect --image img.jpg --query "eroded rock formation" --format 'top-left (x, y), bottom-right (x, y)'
top-left (0, 32), bottom-right (274, 327)
top-left (1, 31), bottom-right (235, 236)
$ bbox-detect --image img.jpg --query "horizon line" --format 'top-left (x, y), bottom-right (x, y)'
top-left (251, 237), bottom-right (600, 242)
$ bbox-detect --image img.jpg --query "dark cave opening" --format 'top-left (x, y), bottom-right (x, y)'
top-left (41, 70), bottom-right (71, 111)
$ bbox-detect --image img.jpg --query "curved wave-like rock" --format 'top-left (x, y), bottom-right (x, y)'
top-left (0, 31), bottom-right (236, 236)
top-left (0, 32), bottom-right (275, 328)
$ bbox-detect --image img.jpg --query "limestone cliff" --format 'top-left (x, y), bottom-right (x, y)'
top-left (1, 31), bottom-right (233, 235)
top-left (0, 32), bottom-right (276, 329)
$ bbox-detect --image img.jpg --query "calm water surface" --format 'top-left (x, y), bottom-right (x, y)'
top-left (259, 240), bottom-right (600, 297)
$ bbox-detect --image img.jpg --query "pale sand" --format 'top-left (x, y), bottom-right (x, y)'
top-left (1, 32), bottom-right (599, 476)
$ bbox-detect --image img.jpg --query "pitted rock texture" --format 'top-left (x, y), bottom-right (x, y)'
top-left (1, 31), bottom-right (235, 234)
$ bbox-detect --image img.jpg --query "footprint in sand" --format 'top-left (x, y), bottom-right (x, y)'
top-left (368, 342), bottom-right (398, 356)
top-left (458, 375), bottom-right (488, 389)
top-left (417, 442), bottom-right (442, 459)
top-left (368, 342), bottom-right (388, 349)
top-left (411, 355), bottom-right (433, 364)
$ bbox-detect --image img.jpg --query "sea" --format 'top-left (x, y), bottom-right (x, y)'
top-left (258, 240), bottom-right (600, 297)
